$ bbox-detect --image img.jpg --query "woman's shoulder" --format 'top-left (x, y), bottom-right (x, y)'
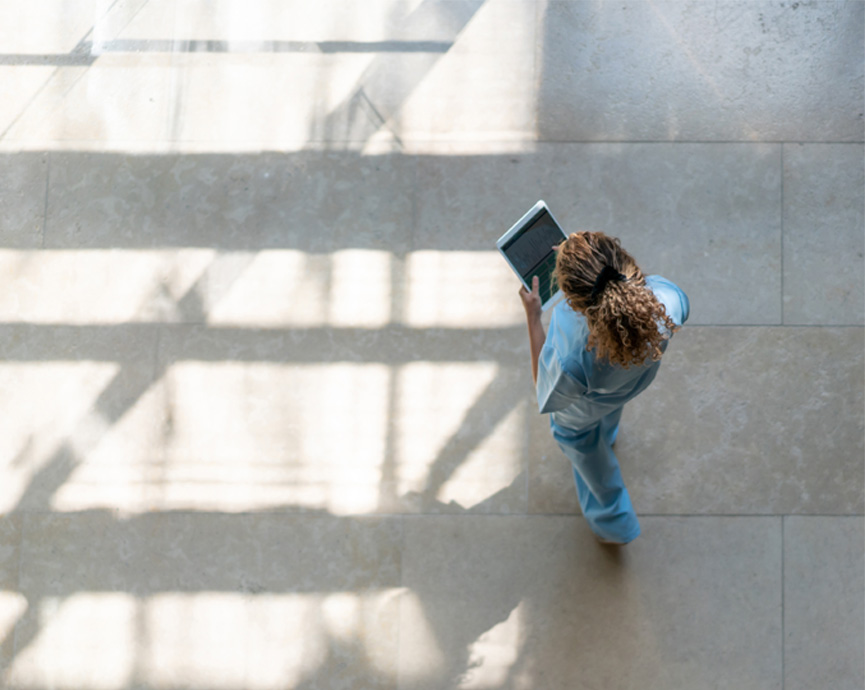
top-left (645, 275), bottom-right (690, 326)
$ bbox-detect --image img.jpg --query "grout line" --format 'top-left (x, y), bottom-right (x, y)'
top-left (317, 139), bottom-right (865, 147)
top-left (684, 324), bottom-right (864, 329)
top-left (373, 512), bottom-right (865, 519)
top-left (780, 144), bottom-right (786, 326)
top-left (36, 322), bottom-right (860, 331)
top-left (526, 140), bottom-right (864, 146)
top-left (7, 139), bottom-right (862, 151)
top-left (6, 510), bottom-right (865, 519)
top-left (781, 515), bottom-right (786, 690)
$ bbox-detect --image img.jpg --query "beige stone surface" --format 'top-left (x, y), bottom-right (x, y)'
top-left (44, 151), bottom-right (416, 251)
top-left (4, 56), bottom-right (174, 145)
top-left (529, 326), bottom-right (865, 516)
top-left (0, 68), bottom-right (57, 139)
top-left (152, 325), bottom-right (527, 515)
top-left (0, 0), bottom-right (100, 54)
top-left (783, 144), bottom-right (865, 325)
top-left (0, 154), bottom-right (47, 248)
top-left (1, 0), bottom-right (862, 687)
top-left (0, 517), bottom-right (23, 671)
top-left (9, 512), bottom-right (402, 687)
top-left (0, 324), bottom-right (163, 514)
top-left (415, 143), bottom-right (783, 325)
top-left (784, 516), bottom-right (865, 690)
top-left (537, 1), bottom-right (865, 142)
top-left (399, 515), bottom-right (782, 690)
top-left (389, 0), bottom-right (538, 142)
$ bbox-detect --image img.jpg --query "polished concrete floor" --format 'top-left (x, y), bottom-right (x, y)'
top-left (1, 1), bottom-right (863, 689)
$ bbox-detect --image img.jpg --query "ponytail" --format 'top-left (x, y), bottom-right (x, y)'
top-left (553, 232), bottom-right (677, 368)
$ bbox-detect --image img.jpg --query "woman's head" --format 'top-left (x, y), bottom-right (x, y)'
top-left (553, 231), bottom-right (676, 367)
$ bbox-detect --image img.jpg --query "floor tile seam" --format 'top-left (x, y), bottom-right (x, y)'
top-left (107, 323), bottom-right (865, 331)
top-left (156, 139), bottom-right (865, 145)
top-left (239, 139), bottom-right (863, 146)
top-left (781, 143), bottom-right (786, 327)
top-left (7, 511), bottom-right (864, 517)
top-left (365, 512), bottom-right (865, 519)
top-left (640, 513), bottom-right (865, 517)
top-left (686, 323), bottom-right (865, 328)
top-left (2, 322), bottom-right (861, 331)
top-left (10, 139), bottom-right (864, 150)
top-left (521, 140), bottom-right (865, 146)
top-left (782, 515), bottom-right (786, 690)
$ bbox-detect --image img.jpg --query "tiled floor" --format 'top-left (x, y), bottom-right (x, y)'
top-left (1, 1), bottom-right (863, 689)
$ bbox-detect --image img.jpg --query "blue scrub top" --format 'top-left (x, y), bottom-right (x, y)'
top-left (537, 275), bottom-right (690, 431)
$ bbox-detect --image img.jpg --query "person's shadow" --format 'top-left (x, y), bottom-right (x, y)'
top-left (392, 473), bottom-right (629, 690)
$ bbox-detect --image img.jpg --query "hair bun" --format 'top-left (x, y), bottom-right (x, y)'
top-left (590, 266), bottom-right (626, 303)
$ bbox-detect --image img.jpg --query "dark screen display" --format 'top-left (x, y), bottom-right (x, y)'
top-left (502, 210), bottom-right (566, 303)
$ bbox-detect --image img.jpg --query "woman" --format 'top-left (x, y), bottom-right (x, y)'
top-left (519, 231), bottom-right (689, 545)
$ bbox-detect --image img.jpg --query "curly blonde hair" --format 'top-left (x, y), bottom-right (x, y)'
top-left (553, 231), bottom-right (676, 368)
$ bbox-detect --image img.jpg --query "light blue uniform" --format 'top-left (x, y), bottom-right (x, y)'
top-left (536, 275), bottom-right (690, 543)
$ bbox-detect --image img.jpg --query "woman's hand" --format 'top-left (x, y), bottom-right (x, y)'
top-left (519, 275), bottom-right (542, 320)
top-left (519, 275), bottom-right (546, 384)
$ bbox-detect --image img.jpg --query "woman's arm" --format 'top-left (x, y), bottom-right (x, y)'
top-left (519, 276), bottom-right (546, 385)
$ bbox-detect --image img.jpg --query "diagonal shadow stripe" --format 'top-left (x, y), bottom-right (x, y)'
top-left (0, 0), bottom-right (144, 140)
top-left (0, 250), bottom-right (260, 668)
top-left (416, 366), bottom-right (526, 509)
top-left (315, 0), bottom-right (486, 143)
top-left (3, 361), bottom-right (165, 673)
top-left (9, 347), bottom-right (164, 515)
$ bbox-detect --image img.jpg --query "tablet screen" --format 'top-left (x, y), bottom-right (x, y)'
top-left (501, 209), bottom-right (566, 304)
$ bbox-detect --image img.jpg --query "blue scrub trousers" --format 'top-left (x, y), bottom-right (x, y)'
top-left (551, 407), bottom-right (641, 544)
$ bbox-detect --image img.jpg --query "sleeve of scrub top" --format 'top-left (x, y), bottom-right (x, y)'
top-left (672, 282), bottom-right (690, 325)
top-left (647, 275), bottom-right (690, 327)
top-left (536, 344), bottom-right (588, 414)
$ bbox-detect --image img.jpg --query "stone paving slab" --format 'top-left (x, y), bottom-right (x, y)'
top-left (33, 142), bottom-right (795, 326)
top-left (3, 512), bottom-right (861, 689)
top-left (0, 324), bottom-right (163, 514)
top-left (387, 0), bottom-right (538, 143)
top-left (4, 55), bottom-right (175, 145)
top-left (0, 0), bottom-right (862, 687)
top-left (784, 516), bottom-right (865, 690)
top-left (0, 68), bottom-right (56, 141)
top-left (783, 143), bottom-right (865, 325)
top-left (0, 516), bottom-right (22, 671)
top-left (7, 512), bottom-right (403, 688)
top-left (529, 326), bottom-right (865, 516)
top-left (415, 143), bottom-right (783, 324)
top-left (399, 515), bottom-right (782, 690)
top-left (155, 324), bottom-right (526, 515)
top-left (0, 0), bottom-right (101, 54)
top-left (537, 0), bottom-right (865, 142)
top-left (6, 1), bottom-right (862, 147)
top-left (0, 154), bottom-right (47, 248)
top-left (43, 151), bottom-right (416, 252)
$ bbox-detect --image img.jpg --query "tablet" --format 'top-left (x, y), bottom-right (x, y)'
top-left (497, 200), bottom-right (568, 310)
